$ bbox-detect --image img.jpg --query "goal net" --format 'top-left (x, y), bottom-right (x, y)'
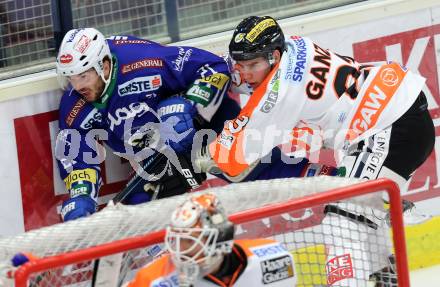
top-left (0, 176), bottom-right (408, 287)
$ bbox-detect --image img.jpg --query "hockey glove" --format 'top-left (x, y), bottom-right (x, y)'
top-left (149, 152), bottom-right (206, 199)
top-left (157, 96), bottom-right (198, 153)
top-left (11, 252), bottom-right (39, 267)
top-left (123, 187), bottom-right (153, 205)
top-left (60, 195), bottom-right (97, 221)
top-left (116, 152), bottom-right (206, 204)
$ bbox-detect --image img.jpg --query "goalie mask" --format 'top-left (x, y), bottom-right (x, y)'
top-left (229, 16), bottom-right (285, 65)
top-left (165, 193), bottom-right (234, 285)
top-left (56, 28), bottom-right (112, 98)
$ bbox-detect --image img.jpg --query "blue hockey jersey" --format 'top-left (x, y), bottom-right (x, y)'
top-left (55, 35), bottom-right (237, 201)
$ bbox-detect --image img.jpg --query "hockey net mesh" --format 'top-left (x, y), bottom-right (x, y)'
top-left (0, 176), bottom-right (407, 286)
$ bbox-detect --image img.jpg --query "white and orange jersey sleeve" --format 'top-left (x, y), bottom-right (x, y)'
top-left (336, 62), bottom-right (425, 150)
top-left (209, 63), bottom-right (284, 177)
top-left (127, 254), bottom-right (176, 287)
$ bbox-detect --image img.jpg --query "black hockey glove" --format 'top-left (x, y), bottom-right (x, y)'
top-left (114, 152), bottom-right (206, 204)
top-left (154, 151), bottom-right (207, 199)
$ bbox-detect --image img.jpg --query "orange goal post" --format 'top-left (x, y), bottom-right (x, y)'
top-left (0, 176), bottom-right (408, 286)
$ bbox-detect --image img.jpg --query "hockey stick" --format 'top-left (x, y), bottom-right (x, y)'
top-left (111, 152), bottom-right (167, 204)
top-left (110, 113), bottom-right (208, 204)
top-left (91, 142), bottom-right (208, 285)
top-left (112, 148), bottom-right (205, 204)
top-left (90, 152), bottom-right (167, 287)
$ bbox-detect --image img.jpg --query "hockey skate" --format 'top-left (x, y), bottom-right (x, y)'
top-left (401, 199), bottom-right (431, 225)
top-left (385, 199), bottom-right (431, 226)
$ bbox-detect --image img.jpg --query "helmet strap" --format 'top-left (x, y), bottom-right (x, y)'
top-left (99, 57), bottom-right (113, 98)
top-left (92, 56), bottom-right (117, 109)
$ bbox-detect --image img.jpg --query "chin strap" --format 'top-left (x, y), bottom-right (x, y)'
top-left (98, 55), bottom-right (116, 99)
top-left (99, 63), bottom-right (112, 97)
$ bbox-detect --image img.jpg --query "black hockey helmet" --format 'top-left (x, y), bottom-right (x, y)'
top-left (229, 16), bottom-right (285, 62)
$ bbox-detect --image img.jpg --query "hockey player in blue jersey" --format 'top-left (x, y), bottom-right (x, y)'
top-left (55, 28), bottom-right (243, 221)
top-left (54, 28), bottom-right (335, 222)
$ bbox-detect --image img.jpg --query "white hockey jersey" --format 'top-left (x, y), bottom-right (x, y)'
top-left (127, 239), bottom-right (296, 287)
top-left (210, 36), bottom-right (425, 177)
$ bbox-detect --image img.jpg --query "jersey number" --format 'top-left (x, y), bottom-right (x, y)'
top-left (306, 45), bottom-right (362, 100)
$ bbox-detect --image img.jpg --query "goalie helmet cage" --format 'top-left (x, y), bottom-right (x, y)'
top-left (6, 177), bottom-right (408, 286)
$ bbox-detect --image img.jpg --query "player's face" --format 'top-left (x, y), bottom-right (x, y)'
top-left (166, 226), bottom-right (211, 265)
top-left (234, 50), bottom-right (280, 89)
top-left (67, 68), bottom-right (104, 102)
top-left (235, 57), bottom-right (271, 89)
top-left (177, 230), bottom-right (205, 262)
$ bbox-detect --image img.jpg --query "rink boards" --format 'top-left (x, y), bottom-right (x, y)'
top-left (0, 0), bottom-right (439, 273)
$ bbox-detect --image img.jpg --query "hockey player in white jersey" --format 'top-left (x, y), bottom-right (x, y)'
top-left (192, 16), bottom-right (435, 286)
top-left (207, 15), bottom-right (434, 188)
top-left (127, 193), bottom-right (296, 287)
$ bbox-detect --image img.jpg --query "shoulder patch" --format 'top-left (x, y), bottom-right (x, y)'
top-left (261, 255), bottom-right (294, 284)
top-left (236, 238), bottom-right (279, 257)
top-left (200, 73), bottom-right (230, 90)
top-left (121, 58), bottom-right (164, 74)
top-left (249, 242), bottom-right (287, 258)
top-left (65, 98), bottom-right (87, 127)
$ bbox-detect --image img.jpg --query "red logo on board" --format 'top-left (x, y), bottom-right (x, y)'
top-left (326, 254), bottom-right (354, 285)
top-left (353, 23), bottom-right (440, 201)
